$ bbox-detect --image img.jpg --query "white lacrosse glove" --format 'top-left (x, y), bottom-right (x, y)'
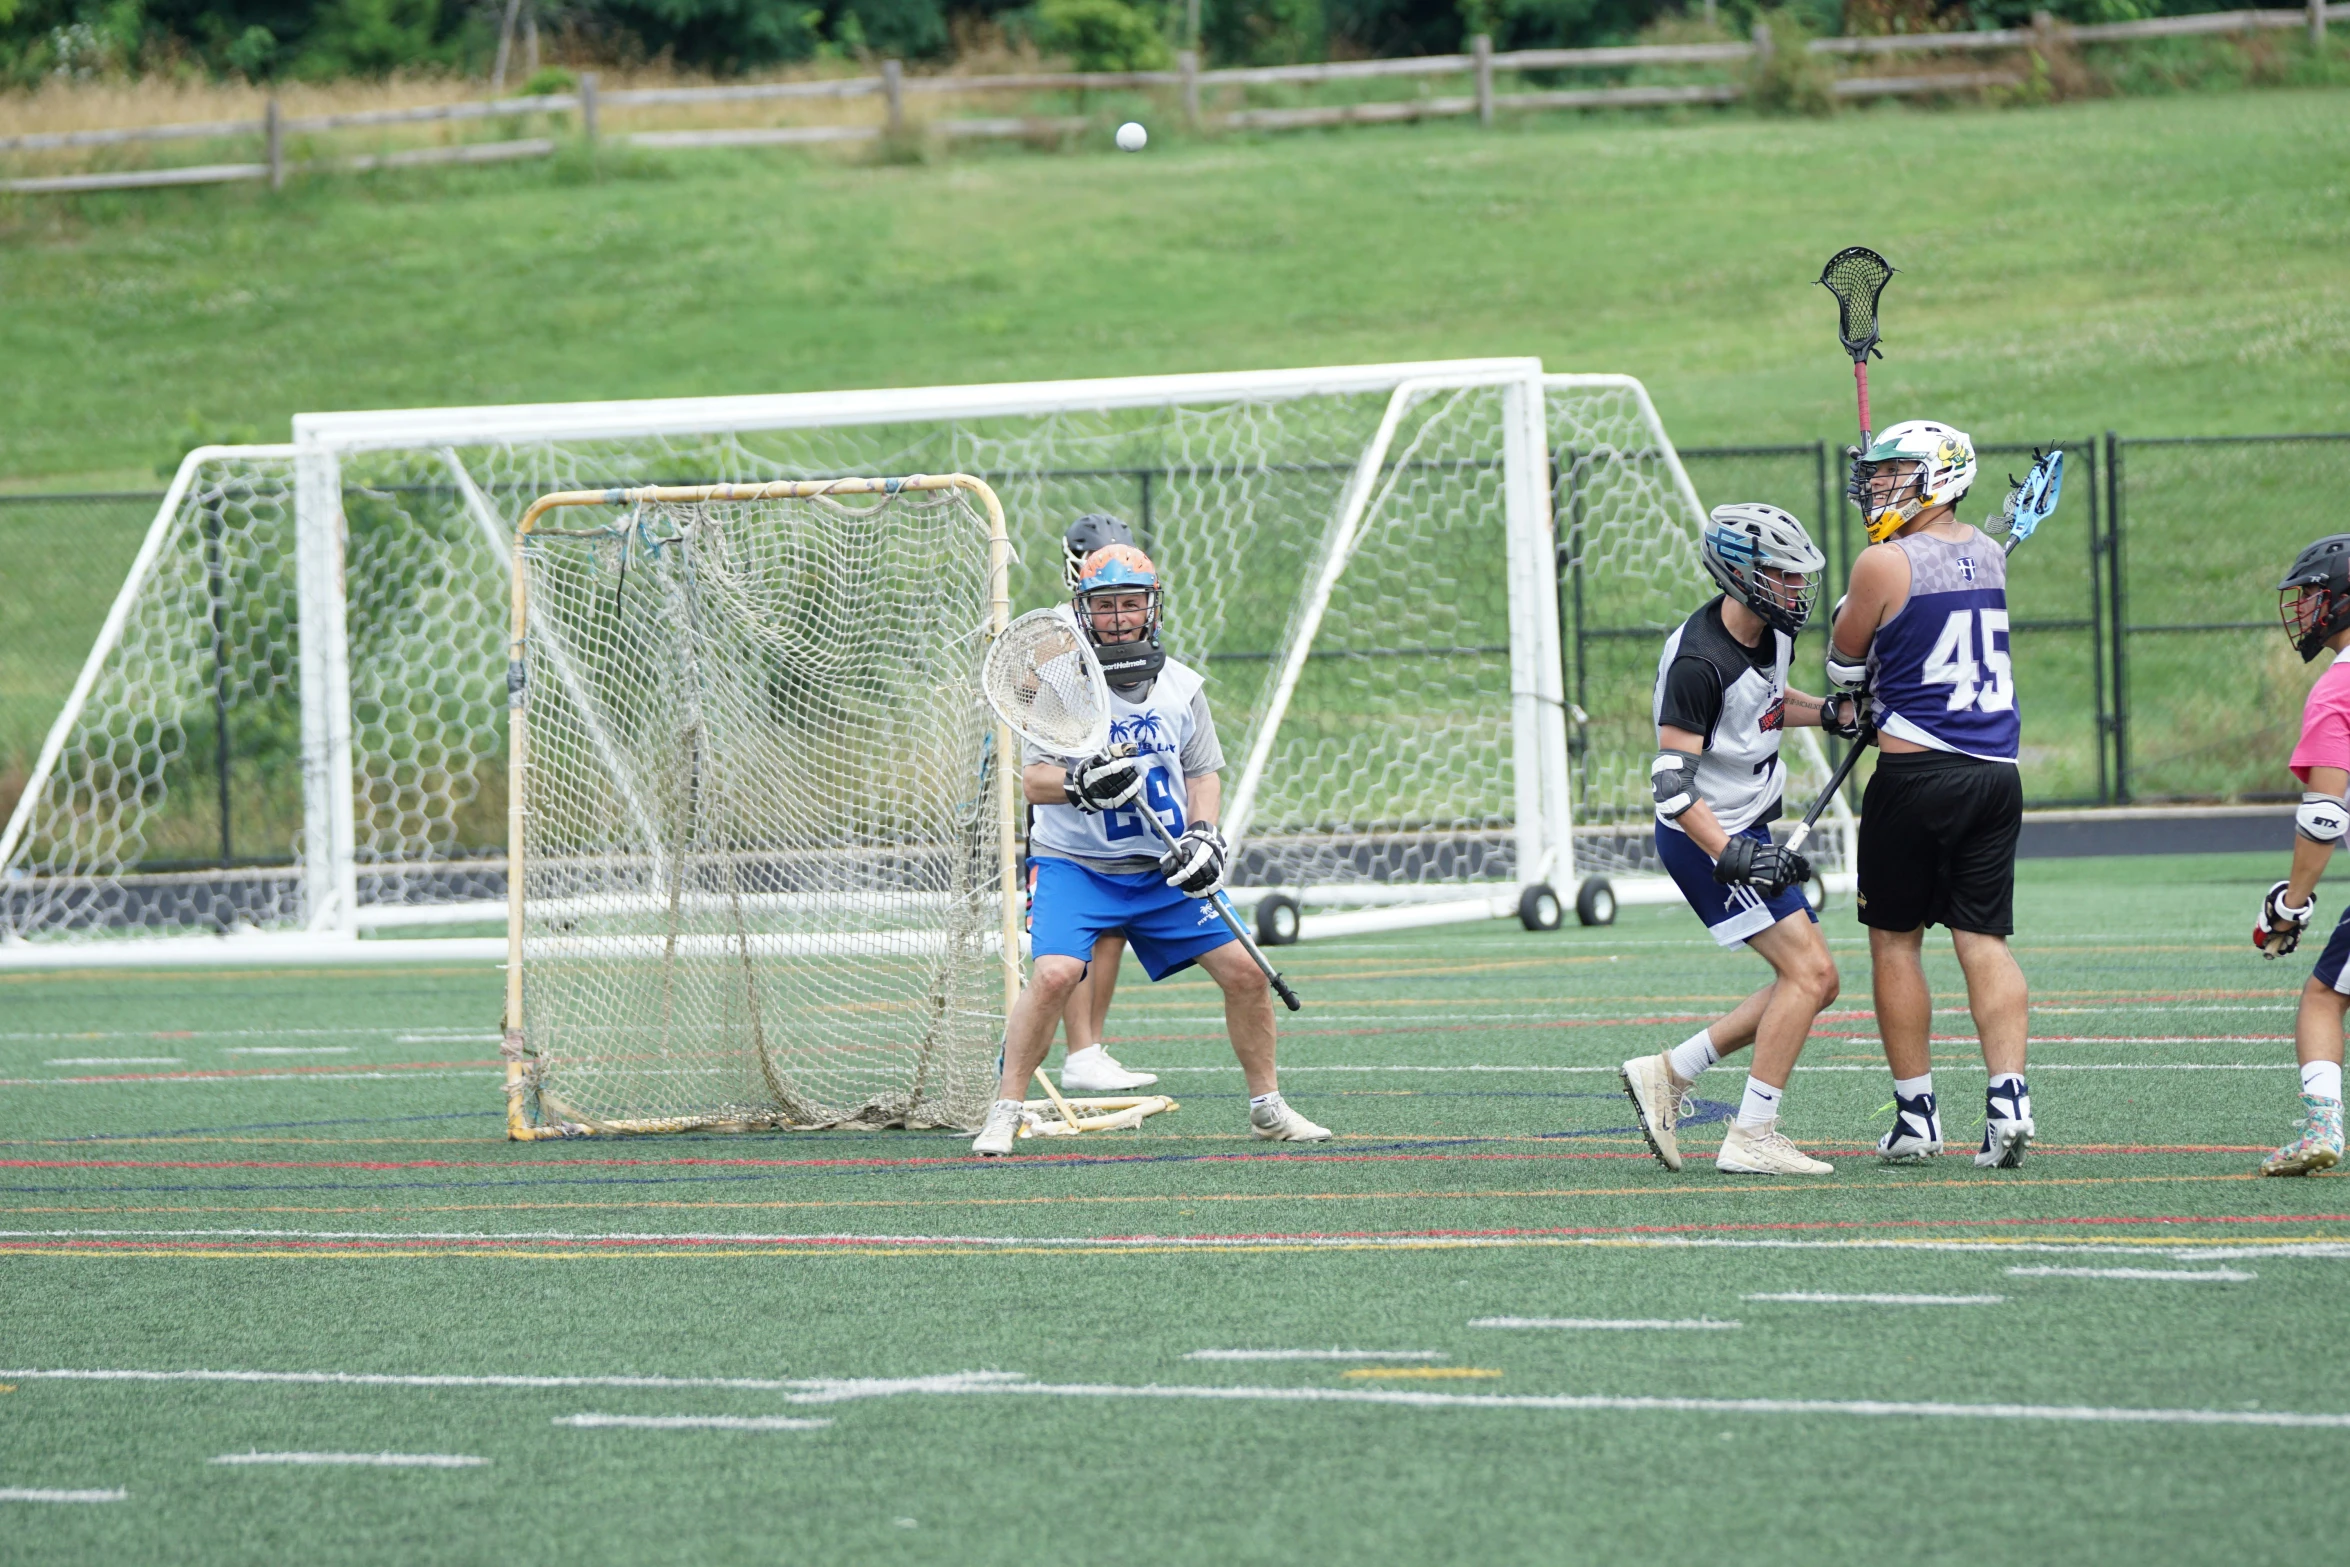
top-left (1158, 823), bottom-right (1228, 898)
top-left (2256, 879), bottom-right (2315, 959)
top-left (1065, 744), bottom-right (1146, 813)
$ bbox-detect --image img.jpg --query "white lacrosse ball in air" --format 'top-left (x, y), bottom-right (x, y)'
top-left (1116, 121), bottom-right (1148, 152)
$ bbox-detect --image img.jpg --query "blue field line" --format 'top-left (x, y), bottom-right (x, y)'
top-left (0, 1122), bottom-right (1694, 1197)
top-left (47, 1111), bottom-right (504, 1144)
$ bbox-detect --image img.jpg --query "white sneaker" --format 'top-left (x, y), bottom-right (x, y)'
top-left (1715, 1118), bottom-right (1834, 1175)
top-left (971, 1098), bottom-right (1025, 1157)
top-left (1877, 1093), bottom-right (1944, 1165)
top-left (1975, 1115), bottom-right (2035, 1169)
top-left (1249, 1093), bottom-right (1332, 1142)
top-left (1060, 1047), bottom-right (1158, 1093)
top-left (1619, 1052), bottom-right (1687, 1172)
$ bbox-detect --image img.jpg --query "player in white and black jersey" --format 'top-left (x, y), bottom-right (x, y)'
top-left (1619, 504), bottom-right (1865, 1176)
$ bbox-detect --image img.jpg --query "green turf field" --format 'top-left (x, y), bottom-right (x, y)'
top-left (3, 849), bottom-right (2342, 1562)
top-left (3, 87), bottom-right (2345, 489)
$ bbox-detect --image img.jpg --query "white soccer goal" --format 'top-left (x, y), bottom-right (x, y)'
top-left (0, 359), bottom-right (1850, 966)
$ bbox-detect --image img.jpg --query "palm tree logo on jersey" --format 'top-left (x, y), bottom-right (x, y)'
top-left (1112, 711), bottom-right (1173, 756)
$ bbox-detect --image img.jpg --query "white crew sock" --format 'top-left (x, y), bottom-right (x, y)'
top-left (1894, 1072), bottom-right (1935, 1101)
top-left (1065, 1045), bottom-right (1106, 1070)
top-left (1735, 1075), bottom-right (1783, 1131)
top-left (1665, 1029), bottom-right (1721, 1084)
top-left (2303, 1061), bottom-right (2344, 1102)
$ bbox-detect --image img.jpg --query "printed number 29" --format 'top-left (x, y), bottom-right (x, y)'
top-left (1105, 770), bottom-right (1185, 841)
top-left (1922, 609), bottom-right (2013, 713)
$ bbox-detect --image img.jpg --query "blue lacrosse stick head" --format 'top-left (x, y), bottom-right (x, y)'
top-left (2000, 448), bottom-right (2063, 553)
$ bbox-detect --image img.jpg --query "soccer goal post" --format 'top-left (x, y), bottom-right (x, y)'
top-left (0, 359), bottom-right (1844, 966)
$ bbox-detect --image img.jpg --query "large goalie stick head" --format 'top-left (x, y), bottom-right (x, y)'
top-left (983, 607), bottom-right (1114, 758)
top-left (1819, 246), bottom-right (1895, 364)
top-left (2279, 534), bottom-right (2350, 663)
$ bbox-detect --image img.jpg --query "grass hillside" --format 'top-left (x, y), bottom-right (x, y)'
top-left (2, 87), bottom-right (2345, 487)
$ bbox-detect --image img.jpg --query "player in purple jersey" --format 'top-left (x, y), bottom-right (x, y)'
top-left (1828, 420), bottom-right (2036, 1169)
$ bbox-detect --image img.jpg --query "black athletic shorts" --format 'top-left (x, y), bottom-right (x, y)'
top-left (1855, 749), bottom-right (2023, 936)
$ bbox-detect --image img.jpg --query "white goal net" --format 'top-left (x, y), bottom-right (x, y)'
top-left (503, 478), bottom-right (1013, 1135)
top-left (0, 360), bottom-right (1850, 965)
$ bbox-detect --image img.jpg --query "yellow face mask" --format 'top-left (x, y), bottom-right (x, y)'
top-left (1857, 460), bottom-right (1927, 544)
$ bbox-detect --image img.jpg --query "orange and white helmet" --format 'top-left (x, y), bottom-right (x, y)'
top-left (1072, 544), bottom-right (1165, 687)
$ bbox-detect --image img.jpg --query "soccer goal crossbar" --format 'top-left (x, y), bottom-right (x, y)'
top-left (0, 359), bottom-right (1854, 971)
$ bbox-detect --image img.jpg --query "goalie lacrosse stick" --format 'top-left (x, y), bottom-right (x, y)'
top-left (982, 607), bottom-right (1302, 1012)
top-left (1819, 246), bottom-right (1895, 444)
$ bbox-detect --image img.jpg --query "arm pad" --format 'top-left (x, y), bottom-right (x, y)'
top-left (2300, 792), bottom-right (2349, 844)
top-left (1651, 749), bottom-right (1702, 820)
top-left (1824, 647), bottom-right (1869, 694)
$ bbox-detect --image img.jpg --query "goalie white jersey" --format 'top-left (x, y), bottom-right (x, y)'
top-left (1025, 657), bottom-right (1225, 873)
top-left (1652, 597), bottom-right (1791, 837)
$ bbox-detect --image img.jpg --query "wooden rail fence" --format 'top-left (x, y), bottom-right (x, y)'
top-left (2, 0), bottom-right (2338, 195)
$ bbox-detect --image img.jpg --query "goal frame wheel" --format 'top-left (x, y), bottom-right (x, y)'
top-left (1255, 893), bottom-right (1302, 947)
top-left (1518, 883), bottom-right (1563, 931)
top-left (1575, 876), bottom-right (1617, 927)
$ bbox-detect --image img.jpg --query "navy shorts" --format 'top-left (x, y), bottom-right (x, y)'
top-left (1655, 820), bottom-right (1814, 948)
top-left (1027, 855), bottom-right (1234, 981)
top-left (2312, 903), bottom-right (2350, 994)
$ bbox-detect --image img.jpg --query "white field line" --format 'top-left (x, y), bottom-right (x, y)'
top-left (43, 1057), bottom-right (179, 1065)
top-left (2007, 1266), bottom-right (2258, 1281)
top-left (397, 1034), bottom-right (501, 1044)
top-left (553, 1413), bottom-right (832, 1430)
top-left (1471, 1317), bottom-right (1741, 1331)
top-left (1745, 1292), bottom-right (2004, 1306)
top-left (1184, 1349), bottom-right (1447, 1361)
top-left (222, 1047), bottom-right (354, 1056)
top-left (0, 1027), bottom-right (464, 1041)
top-left (0, 1487), bottom-right (126, 1502)
top-left (1139, 1063), bottom-right (2291, 1075)
top-left (9, 1231), bottom-right (2350, 1262)
top-left (209, 1452), bottom-right (485, 1467)
top-left (28, 1366), bottom-right (2350, 1430)
top-left (2, 1069), bottom-right (501, 1087)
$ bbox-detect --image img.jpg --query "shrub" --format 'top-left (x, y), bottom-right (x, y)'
top-left (1035, 0), bottom-right (1168, 70)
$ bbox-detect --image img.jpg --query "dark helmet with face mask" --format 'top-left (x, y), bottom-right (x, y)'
top-left (2280, 534), bottom-right (2350, 663)
top-left (1062, 513), bottom-right (1136, 594)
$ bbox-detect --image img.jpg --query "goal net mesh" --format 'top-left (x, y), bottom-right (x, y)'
top-left (2, 371), bottom-right (1843, 948)
top-left (513, 485), bottom-right (1004, 1132)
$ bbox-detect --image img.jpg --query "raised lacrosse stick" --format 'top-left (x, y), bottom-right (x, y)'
top-left (981, 608), bottom-right (1301, 1012)
top-left (1995, 447), bottom-right (2064, 558)
top-left (1819, 246), bottom-right (1895, 446)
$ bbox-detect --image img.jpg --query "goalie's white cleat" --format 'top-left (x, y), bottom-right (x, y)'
top-left (1060, 1046), bottom-right (1158, 1093)
top-left (1715, 1118), bottom-right (1834, 1175)
top-left (1249, 1093), bottom-right (1332, 1143)
top-left (1619, 1052), bottom-right (1687, 1172)
top-left (971, 1098), bottom-right (1025, 1157)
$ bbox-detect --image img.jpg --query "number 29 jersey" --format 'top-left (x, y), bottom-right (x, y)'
top-left (1866, 526), bottom-right (2021, 763)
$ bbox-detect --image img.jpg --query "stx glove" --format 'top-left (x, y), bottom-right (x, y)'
top-left (1714, 835), bottom-right (1812, 899)
top-left (1158, 822), bottom-right (1228, 898)
top-left (2255, 878), bottom-right (2315, 958)
top-left (1065, 744), bottom-right (1146, 813)
top-left (1820, 693), bottom-right (1873, 741)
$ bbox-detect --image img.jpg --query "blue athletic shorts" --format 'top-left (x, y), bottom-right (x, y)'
top-left (2311, 903), bottom-right (2350, 993)
top-left (1655, 819), bottom-right (1815, 948)
top-left (1028, 855), bottom-right (1235, 981)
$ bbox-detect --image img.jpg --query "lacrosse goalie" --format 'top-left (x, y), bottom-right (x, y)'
top-left (1828, 420), bottom-right (2035, 1168)
top-left (2250, 534), bottom-right (2350, 1175)
top-left (1619, 503), bottom-right (1856, 1176)
top-left (972, 544), bottom-right (1331, 1156)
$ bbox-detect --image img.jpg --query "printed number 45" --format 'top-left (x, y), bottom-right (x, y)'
top-left (1923, 609), bottom-right (2013, 713)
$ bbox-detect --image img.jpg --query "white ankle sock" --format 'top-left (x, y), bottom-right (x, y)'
top-left (2303, 1061), bottom-right (2343, 1101)
top-left (1894, 1072), bottom-right (1934, 1101)
top-left (1065, 1045), bottom-right (1105, 1068)
top-left (1665, 1030), bottom-right (1720, 1083)
top-left (1250, 1091), bottom-right (1284, 1110)
top-left (1735, 1076), bottom-right (1783, 1130)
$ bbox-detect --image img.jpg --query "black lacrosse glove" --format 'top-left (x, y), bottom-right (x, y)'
top-left (1820, 694), bottom-right (1873, 742)
top-left (1065, 743), bottom-right (1146, 813)
top-left (1714, 835), bottom-right (1812, 898)
top-left (2255, 878), bottom-right (2314, 958)
top-left (1158, 823), bottom-right (1228, 899)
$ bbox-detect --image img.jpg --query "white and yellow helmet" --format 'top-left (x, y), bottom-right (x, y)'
top-left (1850, 420), bottom-right (1976, 543)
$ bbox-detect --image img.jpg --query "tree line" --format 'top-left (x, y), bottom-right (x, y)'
top-left (0, 0), bottom-right (2232, 85)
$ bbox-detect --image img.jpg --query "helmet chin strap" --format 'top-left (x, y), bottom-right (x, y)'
top-left (1094, 633), bottom-right (1166, 690)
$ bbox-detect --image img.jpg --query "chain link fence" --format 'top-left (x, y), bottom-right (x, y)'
top-left (3, 431), bottom-right (2340, 872)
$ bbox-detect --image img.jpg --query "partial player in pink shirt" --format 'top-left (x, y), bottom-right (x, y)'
top-left (2252, 535), bottom-right (2350, 1174)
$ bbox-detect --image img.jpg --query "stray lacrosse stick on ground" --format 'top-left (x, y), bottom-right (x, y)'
top-left (1819, 246), bottom-right (1895, 445)
top-left (982, 606), bottom-right (1302, 1013)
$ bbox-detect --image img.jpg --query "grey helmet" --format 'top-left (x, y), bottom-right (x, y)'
top-left (1062, 513), bottom-right (1136, 594)
top-left (1701, 502), bottom-right (1826, 636)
